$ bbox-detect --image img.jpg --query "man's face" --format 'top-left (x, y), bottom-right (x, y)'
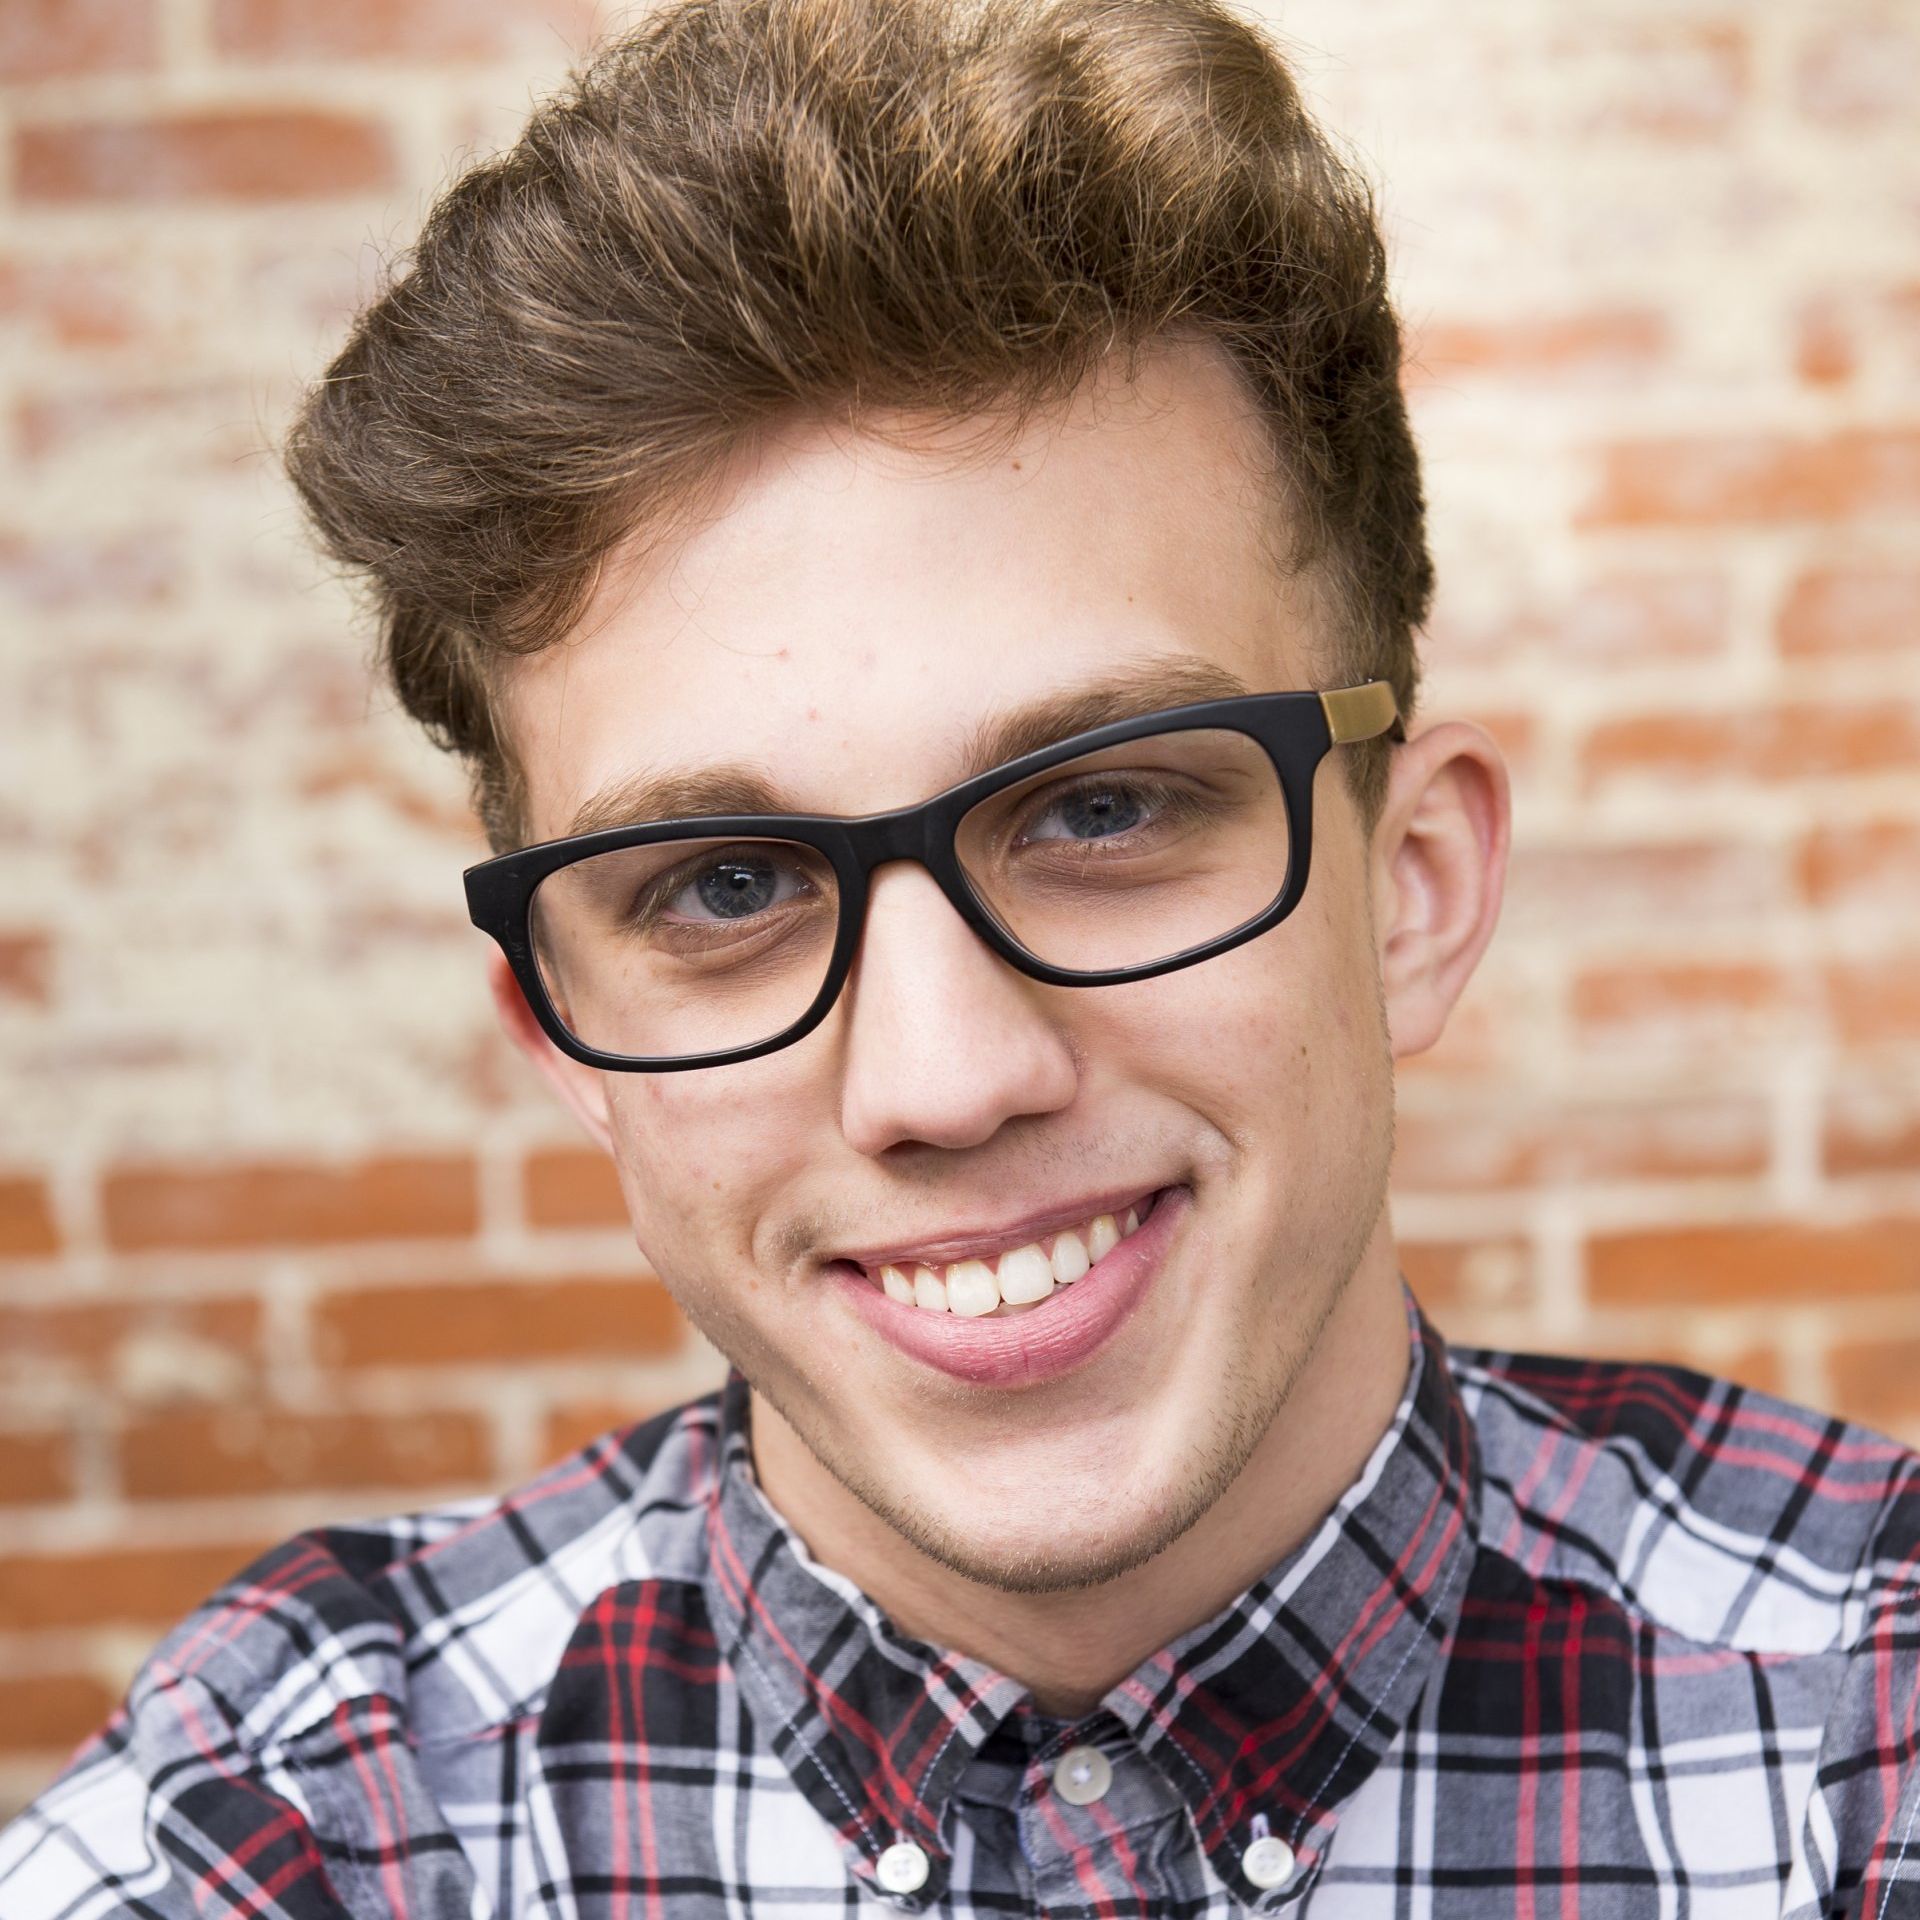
top-left (499, 338), bottom-right (1398, 1591)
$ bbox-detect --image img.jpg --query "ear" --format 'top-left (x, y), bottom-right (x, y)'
top-left (1367, 719), bottom-right (1512, 1060)
top-left (485, 947), bottom-right (615, 1150)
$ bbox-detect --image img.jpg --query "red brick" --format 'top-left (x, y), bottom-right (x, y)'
top-left (1796, 302), bottom-right (1855, 387)
top-left (1393, 991), bottom-right (1505, 1080)
top-left (1581, 703), bottom-right (1920, 790)
top-left (1570, 961), bottom-right (1792, 1051)
top-left (1798, 818), bottom-right (1920, 912)
top-left (313, 1275), bottom-right (685, 1369)
top-left (1399, 1240), bottom-right (1532, 1316)
top-left (1557, 21), bottom-right (1751, 138)
top-left (0, 1296), bottom-right (261, 1384)
top-left (297, 745), bottom-right (480, 842)
top-left (1825, 1079), bottom-right (1920, 1178)
top-left (1791, 283), bottom-right (1920, 389)
top-left (524, 1147), bottom-right (628, 1229)
top-left (0, 1177), bottom-right (58, 1258)
top-left (102, 1155), bottom-right (478, 1252)
top-left (15, 111), bottom-right (396, 206)
top-left (1797, 21), bottom-right (1919, 126)
top-left (1423, 572), bottom-right (1727, 669)
top-left (1777, 566), bottom-right (1920, 656)
top-left (0, 931), bottom-right (52, 1007)
top-left (0, 1674), bottom-right (119, 1755)
top-left (1722, 1347), bottom-right (1784, 1397)
top-left (212, 0), bottom-right (596, 62)
top-left (1558, 571), bottom-right (1728, 662)
top-left (542, 1394), bottom-right (687, 1465)
top-left (1892, 283), bottom-right (1920, 373)
top-left (0, 529), bottom-right (182, 612)
top-left (1408, 311), bottom-right (1667, 384)
top-left (14, 379), bottom-right (261, 467)
top-left (1468, 709), bottom-right (1538, 787)
top-left (1580, 430), bottom-right (1920, 528)
top-left (1503, 838), bottom-right (1785, 939)
top-left (0, 1432), bottom-right (75, 1506)
top-left (119, 1407), bottom-right (490, 1500)
top-left (1589, 1218), bottom-right (1920, 1309)
top-left (0, 1540), bottom-right (273, 1633)
top-left (1393, 1094), bottom-right (1770, 1191)
top-left (0, 0), bottom-right (158, 81)
top-left (1824, 955), bottom-right (1920, 1046)
top-left (0, 253), bottom-right (151, 352)
top-left (1828, 1337), bottom-right (1920, 1438)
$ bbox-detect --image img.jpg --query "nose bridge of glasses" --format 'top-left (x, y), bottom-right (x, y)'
top-left (858, 800), bottom-right (940, 869)
top-left (846, 797), bottom-right (993, 942)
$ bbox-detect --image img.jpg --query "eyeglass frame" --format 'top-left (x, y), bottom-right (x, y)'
top-left (465, 680), bottom-right (1405, 1073)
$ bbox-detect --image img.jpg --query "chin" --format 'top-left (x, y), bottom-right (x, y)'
top-left (889, 1505), bottom-right (1180, 1595)
top-left (861, 1444), bottom-right (1237, 1596)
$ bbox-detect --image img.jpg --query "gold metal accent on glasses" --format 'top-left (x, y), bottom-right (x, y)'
top-left (1319, 681), bottom-right (1401, 745)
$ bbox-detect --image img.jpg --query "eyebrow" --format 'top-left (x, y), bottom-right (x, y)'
top-left (559, 653), bottom-right (1256, 841)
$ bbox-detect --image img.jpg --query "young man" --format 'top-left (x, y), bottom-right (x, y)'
top-left (5, 0), bottom-right (1918, 1914)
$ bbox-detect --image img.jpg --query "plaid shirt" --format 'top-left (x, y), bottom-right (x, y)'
top-left (7, 1291), bottom-right (1920, 1919)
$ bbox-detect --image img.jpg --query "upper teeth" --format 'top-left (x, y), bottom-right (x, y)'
top-left (875, 1201), bottom-right (1147, 1317)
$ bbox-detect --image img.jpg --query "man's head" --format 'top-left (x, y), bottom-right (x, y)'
top-left (288, 0), bottom-right (1431, 852)
top-left (287, 0), bottom-right (1508, 1598)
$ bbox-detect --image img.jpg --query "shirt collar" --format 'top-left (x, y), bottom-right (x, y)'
top-left (697, 1286), bottom-right (1480, 1909)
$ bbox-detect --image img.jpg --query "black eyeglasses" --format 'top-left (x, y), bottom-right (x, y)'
top-left (465, 682), bottom-right (1403, 1072)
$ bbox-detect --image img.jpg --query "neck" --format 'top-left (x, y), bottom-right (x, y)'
top-left (750, 1243), bottom-right (1411, 1718)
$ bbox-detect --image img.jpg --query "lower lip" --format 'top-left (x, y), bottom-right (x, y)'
top-left (832, 1185), bottom-right (1188, 1388)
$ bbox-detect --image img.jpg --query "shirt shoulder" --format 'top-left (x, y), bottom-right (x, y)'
top-left (1450, 1341), bottom-right (1920, 1655)
top-left (0, 1392), bottom-right (723, 1918)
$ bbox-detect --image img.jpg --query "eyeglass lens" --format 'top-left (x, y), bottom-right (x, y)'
top-left (528, 727), bottom-right (1292, 1061)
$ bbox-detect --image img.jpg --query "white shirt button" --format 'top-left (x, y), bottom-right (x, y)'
top-left (1051, 1743), bottom-right (1113, 1805)
top-left (874, 1841), bottom-right (930, 1895)
top-left (1243, 1834), bottom-right (1296, 1890)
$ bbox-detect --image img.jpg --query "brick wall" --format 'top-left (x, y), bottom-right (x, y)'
top-left (2, 0), bottom-right (1916, 1823)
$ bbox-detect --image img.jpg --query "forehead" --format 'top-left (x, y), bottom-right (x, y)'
top-left (499, 337), bottom-right (1329, 843)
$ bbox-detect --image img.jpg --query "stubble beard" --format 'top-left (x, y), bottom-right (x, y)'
top-left (743, 1186), bottom-right (1385, 1598)
top-left (680, 978), bottom-right (1399, 1600)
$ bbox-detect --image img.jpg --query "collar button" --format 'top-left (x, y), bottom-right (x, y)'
top-left (875, 1841), bottom-right (930, 1897)
top-left (1051, 1743), bottom-right (1113, 1805)
top-left (1243, 1834), bottom-right (1296, 1891)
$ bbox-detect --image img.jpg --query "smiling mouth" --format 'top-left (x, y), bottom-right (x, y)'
top-left (849, 1189), bottom-right (1166, 1318)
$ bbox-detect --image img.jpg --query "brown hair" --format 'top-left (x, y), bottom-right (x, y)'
top-left (286, 0), bottom-right (1430, 852)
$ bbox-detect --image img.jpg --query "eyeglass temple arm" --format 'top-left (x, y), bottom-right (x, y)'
top-left (1319, 681), bottom-right (1406, 746)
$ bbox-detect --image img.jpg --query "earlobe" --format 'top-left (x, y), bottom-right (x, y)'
top-left (485, 947), bottom-right (616, 1150)
top-left (1371, 721), bottom-right (1512, 1061)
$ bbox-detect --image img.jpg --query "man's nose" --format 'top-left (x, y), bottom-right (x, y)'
top-left (834, 860), bottom-right (1079, 1157)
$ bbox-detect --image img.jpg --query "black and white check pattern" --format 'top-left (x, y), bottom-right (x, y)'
top-left (4, 1290), bottom-right (1920, 1917)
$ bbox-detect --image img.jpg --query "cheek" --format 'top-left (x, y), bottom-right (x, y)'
top-left (602, 1059), bottom-right (828, 1263)
top-left (1087, 910), bottom-right (1369, 1117)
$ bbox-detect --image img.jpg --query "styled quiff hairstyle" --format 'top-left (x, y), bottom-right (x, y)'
top-left (287, 0), bottom-right (1431, 853)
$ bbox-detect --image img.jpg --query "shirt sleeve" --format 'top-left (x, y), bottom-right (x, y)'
top-left (0, 1664), bottom-right (353, 1920)
top-left (1787, 1466), bottom-right (1920, 1919)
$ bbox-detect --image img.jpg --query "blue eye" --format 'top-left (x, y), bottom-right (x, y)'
top-left (684, 857), bottom-right (777, 919)
top-left (665, 852), bottom-right (809, 924)
top-left (1021, 778), bottom-right (1162, 845)
top-left (1047, 784), bottom-right (1147, 840)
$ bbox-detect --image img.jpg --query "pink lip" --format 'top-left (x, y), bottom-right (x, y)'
top-left (834, 1184), bottom-right (1188, 1388)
